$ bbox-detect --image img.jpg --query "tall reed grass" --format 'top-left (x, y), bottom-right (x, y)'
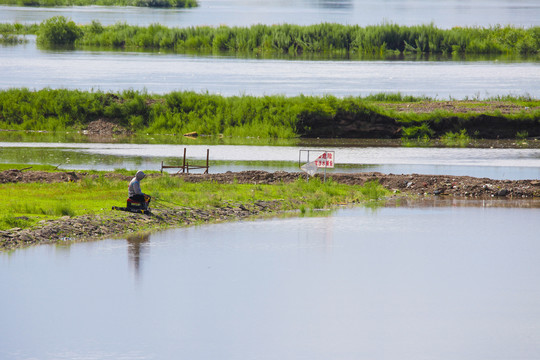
top-left (64, 21), bottom-right (540, 55)
top-left (6, 17), bottom-right (538, 56)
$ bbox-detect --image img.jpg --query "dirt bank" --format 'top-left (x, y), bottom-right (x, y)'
top-left (1, 170), bottom-right (540, 251)
top-left (297, 101), bottom-right (540, 139)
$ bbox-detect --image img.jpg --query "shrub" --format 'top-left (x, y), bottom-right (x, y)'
top-left (37, 16), bottom-right (83, 46)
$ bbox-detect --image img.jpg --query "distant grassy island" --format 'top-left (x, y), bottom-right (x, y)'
top-left (1, 17), bottom-right (539, 55)
top-left (0, 0), bottom-right (197, 7)
top-left (1, 88), bottom-right (539, 142)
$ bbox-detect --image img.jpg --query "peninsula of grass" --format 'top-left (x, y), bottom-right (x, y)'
top-left (1, 88), bottom-right (539, 140)
top-left (0, 167), bottom-right (389, 234)
top-left (0, 0), bottom-right (197, 8)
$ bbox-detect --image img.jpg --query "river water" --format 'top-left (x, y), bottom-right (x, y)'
top-left (2, 201), bottom-right (540, 360)
top-left (2, 42), bottom-right (539, 98)
top-left (2, 141), bottom-right (540, 179)
top-left (1, 0), bottom-right (540, 28)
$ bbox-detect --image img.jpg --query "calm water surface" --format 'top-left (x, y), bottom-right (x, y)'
top-left (2, 201), bottom-right (540, 359)
top-left (2, 43), bottom-right (539, 98)
top-left (1, 0), bottom-right (539, 27)
top-left (2, 141), bottom-right (540, 179)
top-left (2, 0), bottom-right (539, 98)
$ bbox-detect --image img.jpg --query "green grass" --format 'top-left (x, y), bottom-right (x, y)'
top-left (0, 88), bottom-right (538, 140)
top-left (150, 175), bottom-right (388, 211)
top-left (31, 19), bottom-right (540, 56)
top-left (0, 172), bottom-right (390, 230)
top-left (0, 0), bottom-right (197, 8)
top-left (440, 129), bottom-right (472, 147)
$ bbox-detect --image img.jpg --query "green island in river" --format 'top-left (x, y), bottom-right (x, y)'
top-left (1, 18), bottom-right (539, 57)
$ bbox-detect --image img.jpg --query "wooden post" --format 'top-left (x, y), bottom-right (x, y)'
top-left (182, 148), bottom-right (186, 174)
top-left (205, 149), bottom-right (209, 174)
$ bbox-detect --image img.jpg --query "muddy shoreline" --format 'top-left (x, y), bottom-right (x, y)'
top-left (2, 170), bottom-right (540, 251)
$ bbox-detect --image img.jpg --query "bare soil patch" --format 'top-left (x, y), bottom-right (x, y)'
top-left (83, 119), bottom-right (132, 135)
top-left (382, 101), bottom-right (538, 114)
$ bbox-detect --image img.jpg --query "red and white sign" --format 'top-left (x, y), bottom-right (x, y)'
top-left (314, 152), bottom-right (334, 168)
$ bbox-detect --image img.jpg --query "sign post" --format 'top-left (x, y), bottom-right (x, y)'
top-left (299, 150), bottom-right (335, 182)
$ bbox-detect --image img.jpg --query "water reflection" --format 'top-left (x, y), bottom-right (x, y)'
top-left (126, 232), bottom-right (150, 280)
top-left (312, 0), bottom-right (353, 9)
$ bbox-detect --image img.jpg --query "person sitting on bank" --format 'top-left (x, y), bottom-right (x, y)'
top-left (129, 170), bottom-right (151, 209)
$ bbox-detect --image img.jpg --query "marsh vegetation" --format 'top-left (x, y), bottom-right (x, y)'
top-left (69, 21), bottom-right (540, 56)
top-left (3, 17), bottom-right (539, 56)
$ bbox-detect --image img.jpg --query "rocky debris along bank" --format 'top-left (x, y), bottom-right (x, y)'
top-left (1, 201), bottom-right (280, 251)
top-left (1, 169), bottom-right (540, 251)
top-left (178, 170), bottom-right (540, 198)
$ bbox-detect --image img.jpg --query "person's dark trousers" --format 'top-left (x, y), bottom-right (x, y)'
top-left (130, 194), bottom-right (148, 209)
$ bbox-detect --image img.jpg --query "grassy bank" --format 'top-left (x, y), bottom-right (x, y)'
top-left (1, 88), bottom-right (539, 140)
top-left (0, 168), bottom-right (389, 231)
top-left (0, 0), bottom-right (197, 7)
